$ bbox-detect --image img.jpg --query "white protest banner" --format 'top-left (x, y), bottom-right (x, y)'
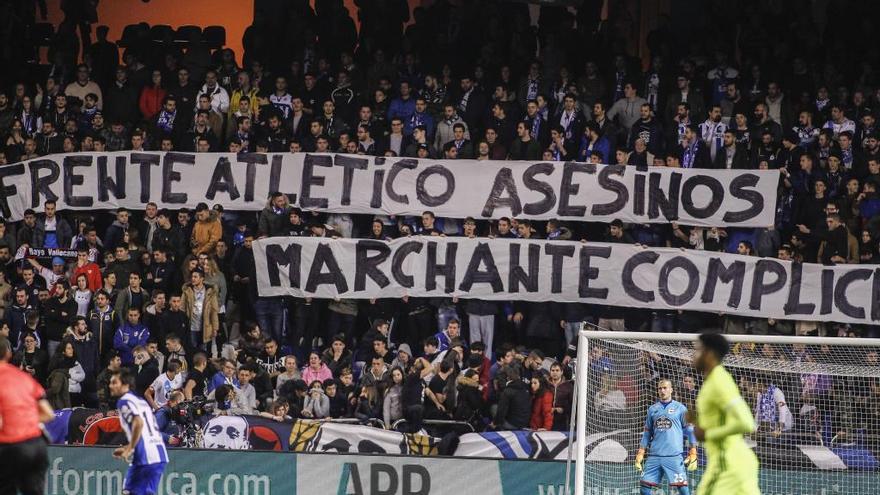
top-left (254, 237), bottom-right (880, 325)
top-left (1, 152), bottom-right (778, 227)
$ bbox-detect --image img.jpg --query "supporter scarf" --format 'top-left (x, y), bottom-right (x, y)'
top-left (676, 119), bottom-right (690, 145)
top-left (409, 112), bottom-right (425, 130)
top-left (827, 170), bottom-right (844, 197)
top-left (561, 111), bottom-right (576, 139)
top-left (237, 131), bottom-right (250, 151)
top-left (701, 121), bottom-right (725, 160)
top-left (526, 79), bottom-right (539, 101)
top-left (325, 116), bottom-right (335, 135)
top-left (646, 72), bottom-right (660, 110)
top-left (796, 125), bottom-right (818, 146)
top-left (21, 111), bottom-right (37, 136)
top-left (735, 128), bottom-right (750, 147)
top-left (578, 136), bottom-right (595, 162)
top-left (758, 385), bottom-right (779, 423)
top-left (681, 140), bottom-right (699, 168)
top-left (458, 89), bottom-right (472, 113)
top-left (80, 108), bottom-right (97, 129)
top-left (421, 87), bottom-right (445, 105)
top-left (157, 110), bottom-right (176, 133)
top-left (859, 126), bottom-right (876, 147)
top-left (531, 117), bottom-right (541, 139)
top-left (614, 71), bottom-right (625, 100)
top-left (841, 146), bottom-right (854, 169)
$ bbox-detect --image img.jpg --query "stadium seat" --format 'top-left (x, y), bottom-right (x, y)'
top-left (118, 23), bottom-right (148, 48)
top-left (175, 25), bottom-right (202, 44)
top-left (203, 26), bottom-right (226, 49)
top-left (149, 24), bottom-right (175, 43)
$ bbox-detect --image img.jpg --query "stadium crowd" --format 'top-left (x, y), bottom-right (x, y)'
top-left (0, 1), bottom-right (878, 440)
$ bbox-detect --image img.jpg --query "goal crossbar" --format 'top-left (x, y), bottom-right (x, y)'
top-left (568, 330), bottom-right (880, 495)
top-left (574, 330), bottom-right (880, 347)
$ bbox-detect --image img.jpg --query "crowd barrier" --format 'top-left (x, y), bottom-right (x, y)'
top-left (46, 446), bottom-right (880, 495)
top-left (49, 409), bottom-right (880, 468)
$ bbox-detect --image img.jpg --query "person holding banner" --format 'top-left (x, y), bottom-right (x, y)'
top-left (32, 201), bottom-right (73, 249)
top-left (25, 256), bottom-right (67, 287)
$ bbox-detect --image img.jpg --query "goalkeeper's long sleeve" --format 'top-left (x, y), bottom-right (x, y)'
top-left (704, 396), bottom-right (756, 442)
top-left (685, 423), bottom-right (698, 447)
top-left (639, 410), bottom-right (652, 448)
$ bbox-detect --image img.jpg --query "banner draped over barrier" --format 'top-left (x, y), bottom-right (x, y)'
top-left (2, 152), bottom-right (778, 226)
top-left (52, 411), bottom-right (879, 473)
top-left (287, 420), bottom-right (440, 456)
top-left (254, 237), bottom-right (880, 324)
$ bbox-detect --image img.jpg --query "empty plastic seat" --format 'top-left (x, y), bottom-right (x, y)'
top-left (175, 25), bottom-right (202, 43)
top-left (149, 24), bottom-right (175, 43)
top-left (203, 26), bottom-right (226, 48)
top-left (118, 23), bottom-right (148, 48)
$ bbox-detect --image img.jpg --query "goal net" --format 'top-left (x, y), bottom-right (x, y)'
top-left (568, 330), bottom-right (880, 495)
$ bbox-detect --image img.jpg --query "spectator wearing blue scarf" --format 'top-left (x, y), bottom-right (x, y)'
top-left (404, 97), bottom-right (434, 138)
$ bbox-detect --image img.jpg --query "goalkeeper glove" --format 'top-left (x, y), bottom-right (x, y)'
top-left (634, 448), bottom-right (645, 473)
top-left (685, 447), bottom-right (698, 471)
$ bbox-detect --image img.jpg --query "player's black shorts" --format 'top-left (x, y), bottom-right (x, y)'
top-left (0, 436), bottom-right (49, 495)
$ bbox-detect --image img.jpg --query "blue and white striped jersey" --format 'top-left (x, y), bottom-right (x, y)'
top-left (117, 392), bottom-right (169, 466)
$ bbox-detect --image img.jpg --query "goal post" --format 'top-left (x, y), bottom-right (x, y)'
top-left (567, 329), bottom-right (880, 495)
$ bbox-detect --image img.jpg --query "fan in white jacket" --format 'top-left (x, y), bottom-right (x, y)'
top-left (197, 73), bottom-right (230, 115)
top-left (68, 360), bottom-right (86, 395)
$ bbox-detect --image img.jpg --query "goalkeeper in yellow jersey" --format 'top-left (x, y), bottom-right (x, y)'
top-left (691, 333), bottom-right (761, 495)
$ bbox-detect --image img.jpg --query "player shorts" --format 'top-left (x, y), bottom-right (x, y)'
top-left (123, 462), bottom-right (166, 495)
top-left (696, 447), bottom-right (760, 495)
top-left (640, 455), bottom-right (689, 488)
top-left (0, 436), bottom-right (49, 495)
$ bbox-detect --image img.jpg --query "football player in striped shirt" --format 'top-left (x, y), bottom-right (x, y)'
top-left (110, 369), bottom-right (169, 495)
